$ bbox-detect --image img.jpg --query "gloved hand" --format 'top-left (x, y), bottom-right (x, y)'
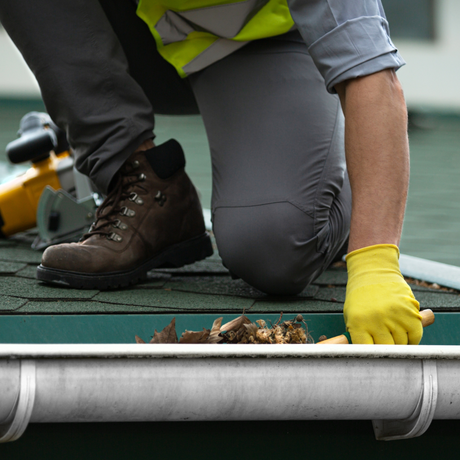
top-left (344, 244), bottom-right (423, 345)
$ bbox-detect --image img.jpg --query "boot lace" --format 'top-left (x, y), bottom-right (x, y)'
top-left (80, 162), bottom-right (146, 242)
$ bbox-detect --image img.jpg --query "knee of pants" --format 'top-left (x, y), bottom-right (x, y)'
top-left (213, 203), bottom-right (325, 296)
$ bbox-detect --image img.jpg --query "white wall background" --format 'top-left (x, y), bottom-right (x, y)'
top-left (0, 0), bottom-right (459, 110)
top-left (0, 28), bottom-right (40, 97)
top-left (394, 0), bottom-right (460, 110)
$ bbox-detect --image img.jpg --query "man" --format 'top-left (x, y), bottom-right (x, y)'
top-left (0, 0), bottom-right (422, 344)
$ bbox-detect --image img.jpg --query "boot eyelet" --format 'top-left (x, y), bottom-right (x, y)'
top-left (132, 160), bottom-right (140, 168)
top-left (107, 232), bottom-right (123, 242)
top-left (112, 219), bottom-right (128, 230)
top-left (138, 173), bottom-right (147, 181)
top-left (129, 192), bottom-right (144, 205)
top-left (120, 206), bottom-right (136, 217)
top-left (154, 191), bottom-right (167, 207)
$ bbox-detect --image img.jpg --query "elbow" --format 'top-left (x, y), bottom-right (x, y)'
top-left (337, 69), bottom-right (407, 119)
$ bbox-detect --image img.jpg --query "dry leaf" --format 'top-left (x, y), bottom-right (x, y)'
top-left (135, 335), bottom-right (146, 344)
top-left (179, 329), bottom-right (210, 343)
top-left (178, 318), bottom-right (223, 344)
top-left (149, 318), bottom-right (178, 344)
top-left (220, 315), bottom-right (251, 333)
top-left (404, 277), bottom-right (457, 293)
top-left (207, 317), bottom-right (223, 343)
top-left (244, 323), bottom-right (259, 338)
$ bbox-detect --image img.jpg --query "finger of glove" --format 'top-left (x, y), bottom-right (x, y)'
top-left (348, 330), bottom-right (374, 345)
top-left (390, 330), bottom-right (409, 345)
top-left (372, 330), bottom-right (396, 345)
top-left (408, 322), bottom-right (424, 345)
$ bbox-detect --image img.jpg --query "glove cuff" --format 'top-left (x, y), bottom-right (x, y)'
top-left (346, 244), bottom-right (400, 261)
top-left (346, 244), bottom-right (401, 282)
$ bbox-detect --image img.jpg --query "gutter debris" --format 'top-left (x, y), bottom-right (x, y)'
top-left (404, 277), bottom-right (458, 293)
top-left (135, 314), bottom-right (314, 345)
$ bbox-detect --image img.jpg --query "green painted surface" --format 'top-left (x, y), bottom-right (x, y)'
top-left (0, 313), bottom-right (343, 344)
top-left (0, 312), bottom-right (456, 345)
top-left (420, 312), bottom-right (460, 345)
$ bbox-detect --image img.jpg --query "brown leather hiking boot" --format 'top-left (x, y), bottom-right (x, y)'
top-left (36, 140), bottom-right (213, 289)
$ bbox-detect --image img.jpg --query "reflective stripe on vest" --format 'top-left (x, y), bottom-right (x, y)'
top-left (136, 0), bottom-right (294, 77)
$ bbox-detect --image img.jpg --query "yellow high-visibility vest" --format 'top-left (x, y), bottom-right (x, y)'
top-left (137, 0), bottom-right (294, 77)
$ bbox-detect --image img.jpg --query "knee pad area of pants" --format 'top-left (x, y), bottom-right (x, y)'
top-left (213, 203), bottom-right (323, 296)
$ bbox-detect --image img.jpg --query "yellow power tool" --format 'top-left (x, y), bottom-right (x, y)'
top-left (0, 112), bottom-right (99, 248)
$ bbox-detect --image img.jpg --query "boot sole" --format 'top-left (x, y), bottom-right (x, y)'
top-left (36, 232), bottom-right (214, 290)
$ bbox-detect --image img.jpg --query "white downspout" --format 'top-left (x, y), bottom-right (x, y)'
top-left (400, 254), bottom-right (460, 290)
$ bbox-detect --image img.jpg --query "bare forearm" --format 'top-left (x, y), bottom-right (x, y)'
top-left (336, 70), bottom-right (409, 253)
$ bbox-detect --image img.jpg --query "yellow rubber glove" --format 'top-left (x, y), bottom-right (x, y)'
top-left (344, 244), bottom-right (423, 345)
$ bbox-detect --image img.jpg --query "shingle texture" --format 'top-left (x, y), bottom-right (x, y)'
top-left (0, 232), bottom-right (459, 315)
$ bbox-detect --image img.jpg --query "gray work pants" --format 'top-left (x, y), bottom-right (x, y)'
top-left (0, 0), bottom-right (351, 295)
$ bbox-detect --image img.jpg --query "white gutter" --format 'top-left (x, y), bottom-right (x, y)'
top-left (2, 344), bottom-right (460, 442)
